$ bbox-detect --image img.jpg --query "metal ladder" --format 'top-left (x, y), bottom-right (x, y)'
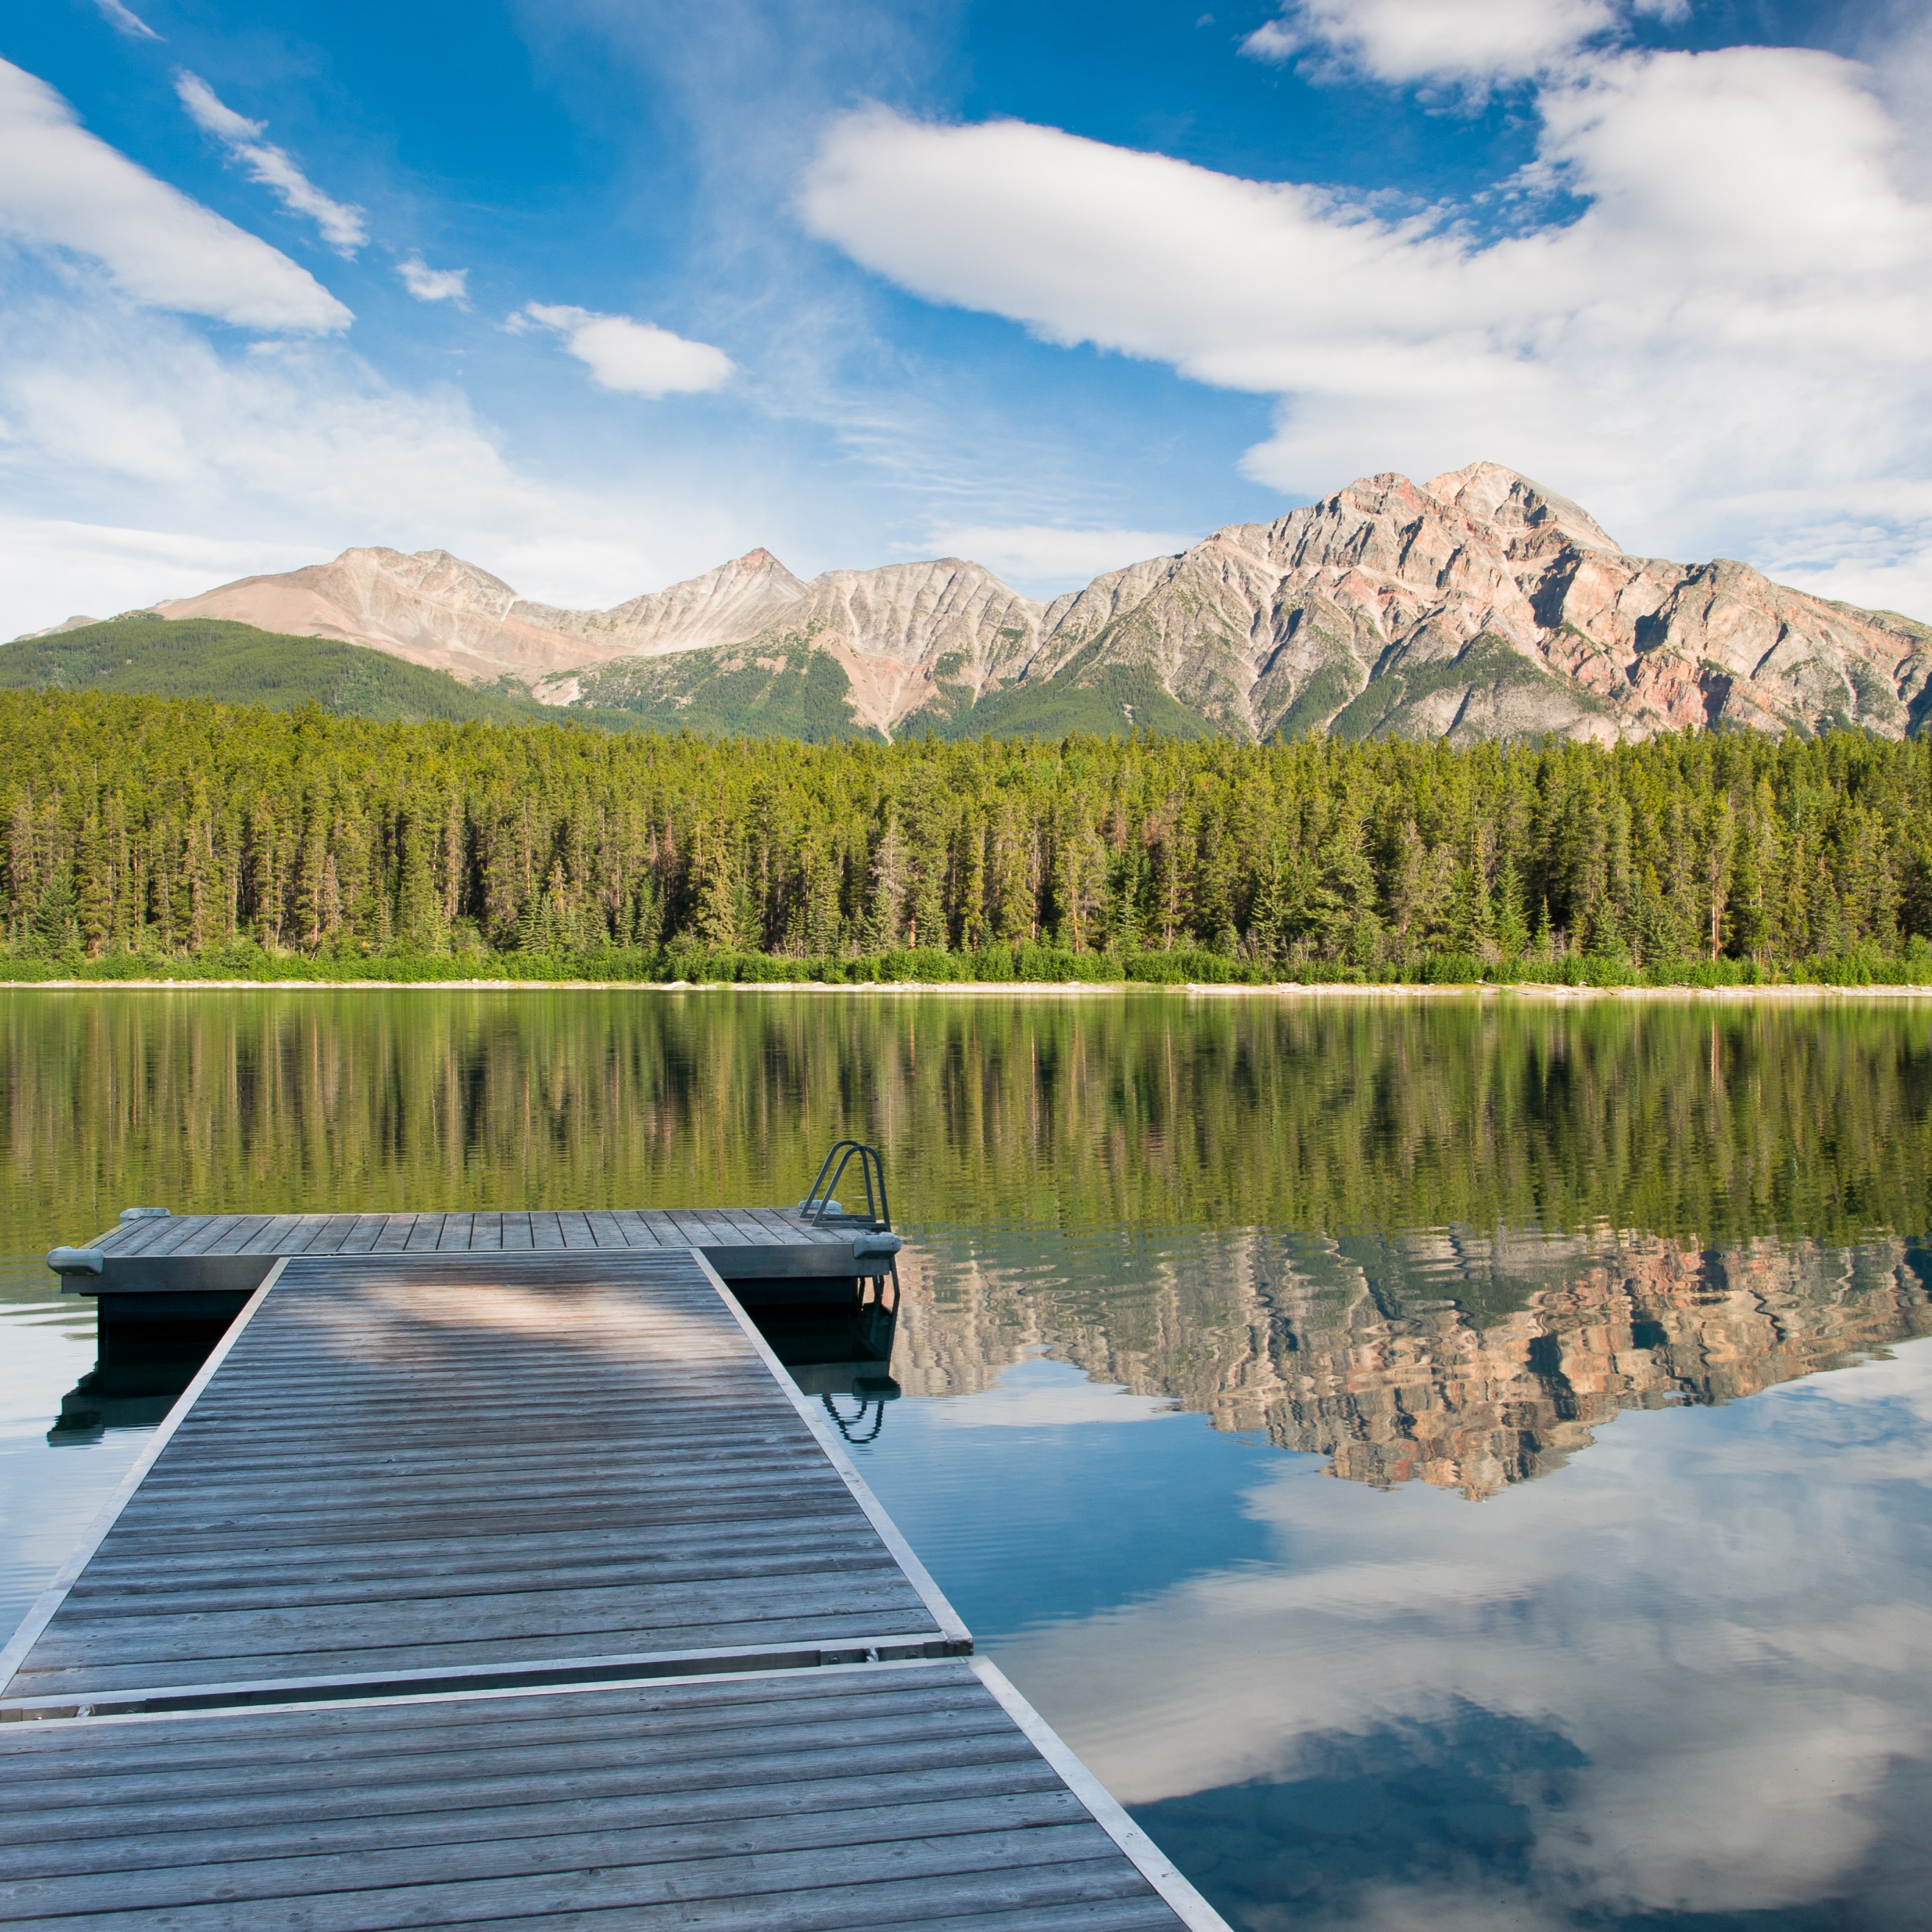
top-left (798, 1138), bottom-right (902, 1334)
top-left (797, 1139), bottom-right (892, 1231)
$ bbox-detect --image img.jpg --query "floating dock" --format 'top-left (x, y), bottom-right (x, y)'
top-left (58, 1205), bottom-right (897, 1316)
top-left (1, 1241), bottom-right (1224, 1930)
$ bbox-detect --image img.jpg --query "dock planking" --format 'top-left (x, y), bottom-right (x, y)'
top-left (1, 1250), bottom-right (960, 1711)
top-left (1, 1240), bottom-right (1229, 1930)
top-left (90, 1206), bottom-right (857, 1260)
top-left (0, 1659), bottom-right (1221, 1929)
top-left (62, 1206), bottom-right (887, 1312)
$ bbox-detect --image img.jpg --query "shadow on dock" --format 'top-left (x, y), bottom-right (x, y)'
top-left (53, 1278), bottom-right (902, 1444)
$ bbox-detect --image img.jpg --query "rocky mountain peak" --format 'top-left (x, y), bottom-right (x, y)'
top-left (1425, 462), bottom-right (1622, 557)
top-left (332, 546), bottom-right (524, 616)
top-left (15, 613), bottom-right (101, 641)
top-left (130, 462), bottom-right (1932, 745)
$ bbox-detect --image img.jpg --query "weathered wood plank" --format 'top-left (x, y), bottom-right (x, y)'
top-left (245, 1214), bottom-right (307, 1255)
top-left (0, 1754), bottom-right (1060, 1865)
top-left (4, 1249), bottom-right (958, 1702)
top-left (371, 1214), bottom-right (418, 1252)
top-left (709, 1212), bottom-right (782, 1246)
top-left (0, 1715), bottom-right (1038, 1815)
top-left (76, 1510), bottom-right (883, 1569)
top-left (327, 1215), bottom-right (380, 1254)
top-left (62, 1556), bottom-right (909, 1623)
top-left (1, 1794), bottom-right (1098, 1917)
top-left (106, 1450), bottom-right (842, 1500)
top-left (0, 1662), bottom-right (1217, 1931)
top-left (0, 1667), bottom-right (998, 1764)
top-left (282, 1214), bottom-right (346, 1256)
top-left (616, 1210), bottom-right (668, 1248)
top-left (200, 1214), bottom-right (272, 1256)
top-left (135, 1214), bottom-right (212, 1258)
top-left (0, 1824), bottom-right (1133, 1929)
top-left (102, 1216), bottom-right (172, 1257)
top-left (583, 1210), bottom-right (629, 1248)
top-left (42, 1570), bottom-right (928, 1650)
top-left (87, 1495), bottom-right (874, 1561)
top-left (0, 1710), bottom-right (1040, 1820)
top-left (401, 1214), bottom-right (446, 1253)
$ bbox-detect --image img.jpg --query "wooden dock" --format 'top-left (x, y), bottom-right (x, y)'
top-left (1, 1245), bottom-right (1225, 1930)
top-left (60, 1207), bottom-right (893, 1314)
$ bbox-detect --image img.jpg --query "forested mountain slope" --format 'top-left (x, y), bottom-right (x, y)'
top-left (124, 464), bottom-right (1932, 747)
top-left (0, 615), bottom-right (616, 729)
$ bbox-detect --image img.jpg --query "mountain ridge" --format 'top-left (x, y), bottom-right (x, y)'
top-left (105, 463), bottom-right (1932, 743)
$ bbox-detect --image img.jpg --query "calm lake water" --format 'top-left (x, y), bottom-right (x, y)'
top-left (4, 987), bottom-right (1931, 1930)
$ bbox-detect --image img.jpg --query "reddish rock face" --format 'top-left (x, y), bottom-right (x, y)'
top-left (895, 1232), bottom-right (1932, 1500)
top-left (146, 462), bottom-right (1932, 742)
top-left (1032, 461), bottom-right (1930, 743)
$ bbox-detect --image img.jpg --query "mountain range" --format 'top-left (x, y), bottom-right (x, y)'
top-left (28, 463), bottom-right (1932, 743)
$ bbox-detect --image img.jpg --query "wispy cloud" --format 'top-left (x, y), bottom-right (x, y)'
top-left (510, 302), bottom-right (733, 397)
top-left (0, 278), bottom-right (757, 633)
top-left (92, 0), bottom-right (161, 42)
top-left (800, 35), bottom-right (1932, 613)
top-left (396, 253), bottom-right (468, 305)
top-left (0, 58), bottom-right (348, 334)
top-left (1242, 0), bottom-right (1688, 88)
top-left (1242, 0), bottom-right (1621, 85)
top-left (174, 70), bottom-right (367, 257)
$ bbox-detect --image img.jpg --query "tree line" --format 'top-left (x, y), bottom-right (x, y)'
top-left (4, 688), bottom-right (1931, 983)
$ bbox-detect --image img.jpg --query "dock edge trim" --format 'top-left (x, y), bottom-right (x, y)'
top-left (0, 1257), bottom-right (289, 1696)
top-left (0, 1632), bottom-right (960, 1722)
top-left (693, 1246), bottom-right (974, 1655)
top-left (972, 1656), bottom-right (1233, 1932)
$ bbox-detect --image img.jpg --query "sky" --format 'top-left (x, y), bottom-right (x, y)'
top-left (1, 0), bottom-right (1929, 636)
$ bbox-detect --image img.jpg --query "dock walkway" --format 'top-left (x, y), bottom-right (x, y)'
top-left (0, 1246), bottom-right (1224, 1930)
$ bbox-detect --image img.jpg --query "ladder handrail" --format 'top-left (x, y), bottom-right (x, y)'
top-left (799, 1140), bottom-right (892, 1231)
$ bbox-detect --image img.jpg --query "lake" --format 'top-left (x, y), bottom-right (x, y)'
top-left (4, 987), bottom-right (1931, 1929)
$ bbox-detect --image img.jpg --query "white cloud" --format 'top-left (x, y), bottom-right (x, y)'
top-left (92, 0), bottom-right (161, 42)
top-left (1244, 0), bottom-right (1625, 86)
top-left (995, 1336), bottom-right (1932, 1922)
top-left (0, 59), bottom-right (348, 334)
top-left (799, 42), bottom-right (1932, 617)
top-left (0, 519), bottom-right (312, 638)
top-left (511, 302), bottom-right (734, 398)
top-left (920, 523), bottom-right (1198, 592)
top-left (0, 262), bottom-right (765, 636)
top-left (396, 253), bottom-right (468, 305)
top-left (175, 71), bottom-right (367, 257)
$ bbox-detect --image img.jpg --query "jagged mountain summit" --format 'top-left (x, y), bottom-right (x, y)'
top-left (140, 464), bottom-right (1932, 743)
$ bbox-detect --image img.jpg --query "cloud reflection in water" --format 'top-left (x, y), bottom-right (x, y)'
top-left (873, 1230), bottom-right (1932, 1929)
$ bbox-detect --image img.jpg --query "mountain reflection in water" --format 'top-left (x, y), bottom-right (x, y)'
top-left (894, 1230), bottom-right (1932, 1495)
top-left (861, 1229), bottom-right (1932, 1932)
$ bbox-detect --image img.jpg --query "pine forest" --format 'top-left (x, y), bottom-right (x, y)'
top-left (6, 688), bottom-right (1932, 986)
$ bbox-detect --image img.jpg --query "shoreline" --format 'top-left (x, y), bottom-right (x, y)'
top-left (8, 977), bottom-right (1932, 1001)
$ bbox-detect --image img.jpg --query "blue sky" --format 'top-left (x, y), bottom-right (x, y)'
top-left (1, 0), bottom-right (1928, 634)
